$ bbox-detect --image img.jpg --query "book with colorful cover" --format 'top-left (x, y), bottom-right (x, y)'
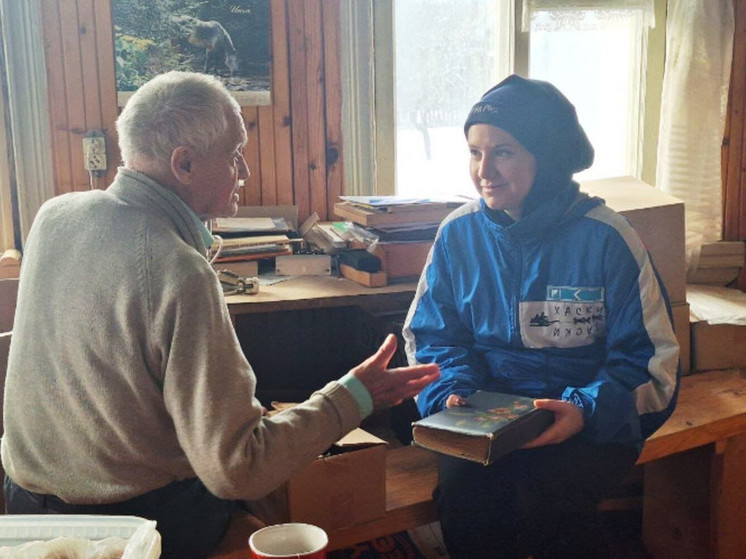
top-left (411, 391), bottom-right (554, 465)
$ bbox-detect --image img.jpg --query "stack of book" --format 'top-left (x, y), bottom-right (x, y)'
top-left (333, 196), bottom-right (465, 281)
top-left (210, 215), bottom-right (298, 273)
top-left (212, 234), bottom-right (293, 263)
top-left (689, 241), bottom-right (745, 286)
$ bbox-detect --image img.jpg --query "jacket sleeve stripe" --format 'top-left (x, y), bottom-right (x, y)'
top-left (586, 206), bottom-right (679, 415)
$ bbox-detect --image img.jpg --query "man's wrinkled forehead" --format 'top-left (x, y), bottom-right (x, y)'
top-left (227, 105), bottom-right (248, 146)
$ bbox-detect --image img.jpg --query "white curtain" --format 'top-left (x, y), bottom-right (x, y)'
top-left (655, 0), bottom-right (734, 279)
top-left (522, 0), bottom-right (655, 32)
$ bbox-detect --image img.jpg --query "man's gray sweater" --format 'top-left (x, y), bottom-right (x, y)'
top-left (1, 168), bottom-right (360, 504)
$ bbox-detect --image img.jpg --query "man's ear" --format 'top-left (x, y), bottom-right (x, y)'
top-left (171, 146), bottom-right (195, 185)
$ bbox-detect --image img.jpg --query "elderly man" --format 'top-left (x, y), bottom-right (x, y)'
top-left (1, 71), bottom-right (439, 558)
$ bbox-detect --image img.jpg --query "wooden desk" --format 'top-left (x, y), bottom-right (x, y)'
top-left (225, 276), bottom-right (417, 315)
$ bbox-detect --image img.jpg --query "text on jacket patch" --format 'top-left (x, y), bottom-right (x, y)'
top-left (519, 286), bottom-right (606, 349)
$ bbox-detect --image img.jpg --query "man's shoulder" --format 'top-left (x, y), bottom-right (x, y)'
top-left (39, 189), bottom-right (106, 212)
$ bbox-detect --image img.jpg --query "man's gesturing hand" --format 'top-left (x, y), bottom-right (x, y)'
top-left (351, 334), bottom-right (440, 410)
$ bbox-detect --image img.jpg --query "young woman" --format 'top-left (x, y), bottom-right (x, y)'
top-left (404, 75), bottom-right (680, 558)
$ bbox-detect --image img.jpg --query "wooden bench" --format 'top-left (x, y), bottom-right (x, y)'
top-left (637, 368), bottom-right (746, 559)
top-left (211, 368), bottom-right (746, 558)
top-left (330, 369), bottom-right (746, 557)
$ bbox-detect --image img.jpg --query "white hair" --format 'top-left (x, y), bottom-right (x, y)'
top-left (116, 71), bottom-right (243, 167)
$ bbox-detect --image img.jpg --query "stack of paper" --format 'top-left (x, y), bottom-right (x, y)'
top-left (334, 196), bottom-right (464, 229)
top-left (212, 216), bottom-right (294, 236)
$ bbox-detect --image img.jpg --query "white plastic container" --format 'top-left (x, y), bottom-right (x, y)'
top-left (0, 515), bottom-right (160, 557)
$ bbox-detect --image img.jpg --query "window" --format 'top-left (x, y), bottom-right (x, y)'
top-left (393, 0), bottom-right (513, 199)
top-left (527, 1), bottom-right (654, 182)
top-left (342, 0), bottom-right (662, 198)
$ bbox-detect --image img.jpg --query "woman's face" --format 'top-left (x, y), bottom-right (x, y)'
top-left (467, 124), bottom-right (536, 220)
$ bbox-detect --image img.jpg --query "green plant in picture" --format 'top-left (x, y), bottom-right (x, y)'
top-left (115, 29), bottom-right (155, 91)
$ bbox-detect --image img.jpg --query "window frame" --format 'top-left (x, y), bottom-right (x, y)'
top-left (341, 0), bottom-right (667, 196)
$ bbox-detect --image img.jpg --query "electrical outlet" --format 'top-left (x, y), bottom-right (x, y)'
top-left (83, 134), bottom-right (107, 172)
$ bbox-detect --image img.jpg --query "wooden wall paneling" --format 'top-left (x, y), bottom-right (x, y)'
top-left (723, 87), bottom-right (731, 205)
top-left (241, 106), bottom-right (262, 207)
top-left (76, 0), bottom-right (106, 190)
top-left (724, 0), bottom-right (746, 290)
top-left (724, 0), bottom-right (746, 241)
top-left (322, 0), bottom-right (344, 218)
top-left (39, 0), bottom-right (74, 197)
top-left (58, 0), bottom-right (89, 192)
top-left (93, 0), bottom-right (120, 187)
top-left (303, 0), bottom-right (329, 220)
top-left (269, 0), bottom-right (294, 207)
top-left (258, 105), bottom-right (278, 205)
top-left (287, 0), bottom-right (311, 221)
top-left (77, 0), bottom-right (102, 130)
top-left (36, 0), bottom-right (346, 219)
top-left (738, 2), bottom-right (746, 244)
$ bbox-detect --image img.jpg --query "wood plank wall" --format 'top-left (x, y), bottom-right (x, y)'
top-left (723, 0), bottom-right (746, 289)
top-left (34, 0), bottom-right (746, 265)
top-left (38, 0), bottom-right (343, 223)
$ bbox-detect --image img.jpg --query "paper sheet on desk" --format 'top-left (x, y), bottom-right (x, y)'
top-left (257, 274), bottom-right (294, 286)
top-left (213, 217), bottom-right (292, 233)
top-left (687, 284), bottom-right (746, 325)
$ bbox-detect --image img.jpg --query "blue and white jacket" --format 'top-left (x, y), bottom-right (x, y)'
top-left (403, 183), bottom-right (680, 446)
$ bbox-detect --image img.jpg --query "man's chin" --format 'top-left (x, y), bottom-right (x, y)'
top-left (213, 203), bottom-right (239, 219)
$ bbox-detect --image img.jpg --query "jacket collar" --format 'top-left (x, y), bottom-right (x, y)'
top-left (481, 181), bottom-right (603, 243)
top-left (107, 167), bottom-right (209, 256)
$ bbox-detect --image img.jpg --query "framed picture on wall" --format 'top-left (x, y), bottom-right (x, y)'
top-left (112, 0), bottom-right (271, 106)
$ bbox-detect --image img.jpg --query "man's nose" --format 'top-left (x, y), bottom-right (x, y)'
top-left (238, 155), bottom-right (250, 182)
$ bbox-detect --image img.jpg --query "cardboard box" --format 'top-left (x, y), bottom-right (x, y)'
top-left (275, 254), bottom-right (332, 276)
top-left (580, 177), bottom-right (686, 305)
top-left (672, 302), bottom-right (691, 375)
top-left (252, 428), bottom-right (387, 532)
top-left (691, 321), bottom-right (746, 372)
top-left (372, 241), bottom-right (433, 279)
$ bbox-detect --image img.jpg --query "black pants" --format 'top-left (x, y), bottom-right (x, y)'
top-left (4, 476), bottom-right (237, 559)
top-left (435, 437), bottom-right (639, 559)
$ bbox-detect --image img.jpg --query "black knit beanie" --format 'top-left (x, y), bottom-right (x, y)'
top-left (464, 74), bottom-right (594, 177)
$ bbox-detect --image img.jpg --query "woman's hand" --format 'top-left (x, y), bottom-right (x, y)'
top-left (445, 394), bottom-right (467, 408)
top-left (521, 398), bottom-right (584, 448)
